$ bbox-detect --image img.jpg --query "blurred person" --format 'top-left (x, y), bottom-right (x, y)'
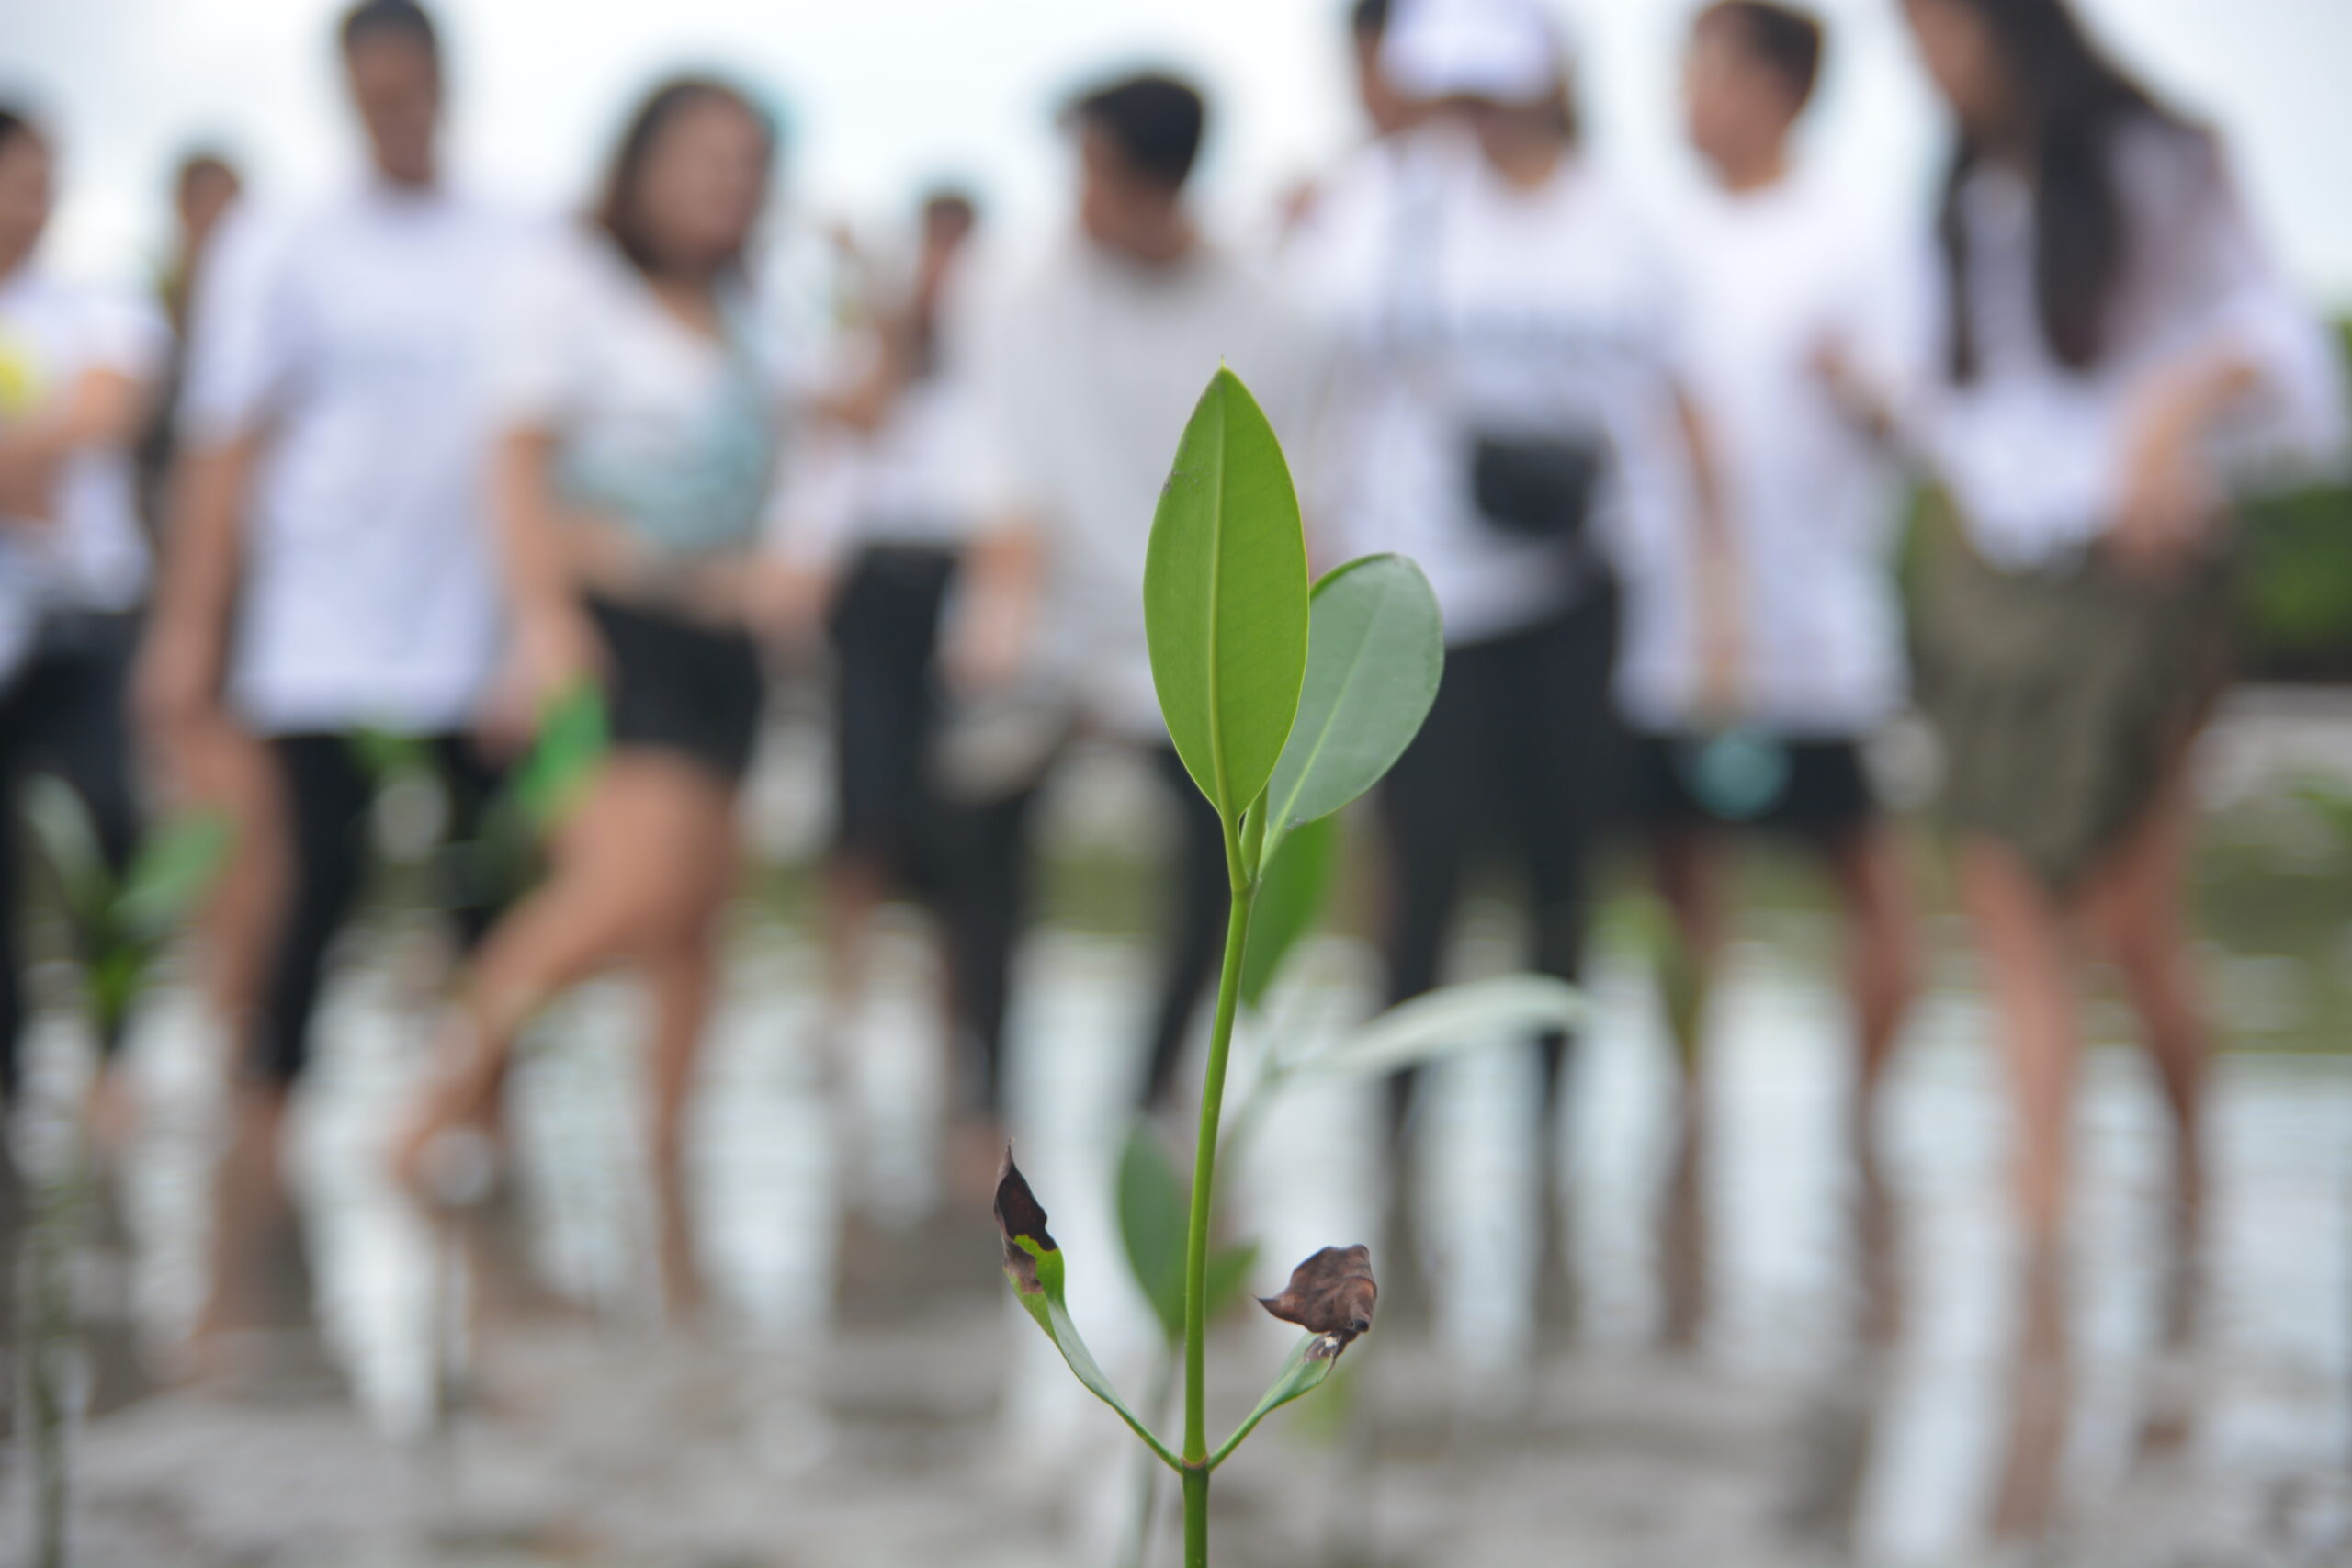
top-left (1901, 0), bottom-right (2346, 1267)
top-left (1626, 3), bottom-right (1922, 1238)
top-left (1279, 1), bottom-right (1421, 240)
top-left (390, 76), bottom-right (790, 1314)
top-left (0, 105), bottom-right (168, 1128)
top-left (1290, 0), bottom-right (1730, 1314)
top-left (789, 190), bottom-right (1006, 1166)
top-left (136, 0), bottom-right (520, 1353)
top-left (950, 71), bottom-right (1319, 1117)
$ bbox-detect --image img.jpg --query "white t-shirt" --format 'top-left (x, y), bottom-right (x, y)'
top-left (1289, 126), bottom-right (1692, 649)
top-left (488, 226), bottom-right (796, 559)
top-left (1920, 118), bottom-right (2346, 571)
top-left (962, 235), bottom-right (1320, 740)
top-left (1616, 172), bottom-right (1928, 737)
top-left (786, 323), bottom-right (980, 568)
top-left (180, 181), bottom-right (521, 736)
top-left (0, 266), bottom-right (166, 627)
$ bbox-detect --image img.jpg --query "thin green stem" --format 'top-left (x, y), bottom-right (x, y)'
top-left (1182, 811), bottom-right (1257, 1568)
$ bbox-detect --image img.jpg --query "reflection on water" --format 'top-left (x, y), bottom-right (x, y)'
top-left (0, 694), bottom-right (2348, 1567)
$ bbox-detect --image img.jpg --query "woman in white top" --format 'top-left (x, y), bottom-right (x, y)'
top-left (1904, 0), bottom-right (2346, 1256)
top-left (0, 104), bottom-right (167, 1108)
top-left (391, 78), bottom-right (789, 1299)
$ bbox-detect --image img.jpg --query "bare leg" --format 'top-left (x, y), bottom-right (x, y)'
top-left (2077, 770), bottom-right (2208, 1221)
top-left (1820, 823), bottom-right (1918, 1127)
top-left (390, 757), bottom-right (733, 1192)
top-left (1645, 826), bottom-right (1724, 1350)
top-left (642, 805), bottom-right (739, 1319)
top-left (191, 1081), bottom-right (291, 1374)
top-left (1958, 840), bottom-right (2080, 1250)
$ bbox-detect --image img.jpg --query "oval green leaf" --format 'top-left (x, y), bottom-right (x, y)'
top-left (1261, 554), bottom-right (1443, 853)
top-left (1143, 367), bottom-right (1311, 824)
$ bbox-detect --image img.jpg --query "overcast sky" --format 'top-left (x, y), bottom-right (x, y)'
top-left (5, 0), bottom-right (2348, 309)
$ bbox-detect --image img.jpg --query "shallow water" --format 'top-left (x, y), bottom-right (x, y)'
top-left (2, 687), bottom-right (2348, 1567)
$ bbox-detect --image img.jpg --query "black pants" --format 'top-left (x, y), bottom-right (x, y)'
top-left (829, 545), bottom-right (959, 887)
top-left (260, 732), bottom-right (504, 1084)
top-left (937, 742), bottom-right (1227, 1118)
top-left (1378, 588), bottom-right (1625, 1124)
top-left (0, 613), bottom-right (141, 1100)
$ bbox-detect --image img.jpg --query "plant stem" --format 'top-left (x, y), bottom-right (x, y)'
top-left (1182, 827), bottom-right (1257, 1568)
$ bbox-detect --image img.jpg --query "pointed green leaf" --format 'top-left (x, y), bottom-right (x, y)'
top-left (21, 775), bottom-right (113, 926)
top-left (1290, 975), bottom-right (1585, 1084)
top-left (514, 682), bottom-right (611, 830)
top-left (1143, 367), bottom-right (1311, 824)
top-left (115, 809), bottom-right (236, 942)
top-left (1116, 1123), bottom-right (1188, 1343)
top-left (1209, 1333), bottom-right (1341, 1469)
top-left (1238, 811), bottom-right (1338, 1010)
top-left (1261, 554), bottom-right (1443, 853)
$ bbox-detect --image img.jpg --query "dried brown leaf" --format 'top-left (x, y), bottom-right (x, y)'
top-left (993, 1151), bottom-right (1057, 1294)
top-left (1259, 1243), bottom-right (1375, 1357)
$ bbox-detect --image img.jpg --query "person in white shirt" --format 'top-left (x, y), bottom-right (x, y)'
top-left (786, 190), bottom-right (1002, 1137)
top-left (952, 72), bottom-right (1320, 1120)
top-left (1902, 0), bottom-right (2346, 1264)
top-left (0, 105), bottom-right (167, 1114)
top-left (390, 76), bottom-right (794, 1309)
top-left (1627, 4), bottom-right (1921, 1198)
top-left (1292, 0), bottom-right (1730, 1309)
top-left (134, 0), bottom-right (519, 1347)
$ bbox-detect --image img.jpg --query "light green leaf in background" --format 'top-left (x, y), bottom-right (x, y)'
top-left (1238, 811), bottom-right (1339, 1010)
top-left (1116, 1123), bottom-right (1189, 1343)
top-left (1261, 554), bottom-right (1443, 857)
top-left (1142, 367), bottom-right (1311, 828)
top-left (116, 809), bottom-right (235, 942)
top-left (1285, 974), bottom-right (1586, 1085)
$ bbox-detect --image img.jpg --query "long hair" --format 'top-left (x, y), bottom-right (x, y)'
top-left (1932, 0), bottom-right (2187, 382)
top-left (593, 76), bottom-right (775, 279)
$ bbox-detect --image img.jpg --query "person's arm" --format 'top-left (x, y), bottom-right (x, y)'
top-left (1676, 388), bottom-right (1742, 724)
top-left (0, 365), bottom-right (153, 520)
top-left (488, 428), bottom-right (605, 705)
top-left (944, 515), bottom-right (1044, 695)
top-left (133, 431), bottom-right (257, 764)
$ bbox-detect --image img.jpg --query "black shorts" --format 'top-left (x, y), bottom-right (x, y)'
top-left (1631, 730), bottom-right (1876, 840)
top-left (588, 596), bottom-right (765, 784)
top-left (828, 544), bottom-right (958, 873)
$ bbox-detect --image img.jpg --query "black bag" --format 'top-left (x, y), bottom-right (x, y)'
top-left (1469, 433), bottom-right (1605, 542)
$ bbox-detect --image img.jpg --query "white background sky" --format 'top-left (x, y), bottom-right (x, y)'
top-left (4, 0), bottom-right (2349, 309)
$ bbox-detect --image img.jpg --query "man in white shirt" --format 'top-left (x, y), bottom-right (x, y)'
top-left (952, 72), bottom-right (1318, 1118)
top-left (135, 0), bottom-right (516, 1341)
top-left (1629, 1), bottom-right (1919, 1163)
top-left (0, 104), bottom-right (168, 1113)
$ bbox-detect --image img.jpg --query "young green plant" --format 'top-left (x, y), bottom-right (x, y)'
top-left (994, 367), bottom-right (1443, 1568)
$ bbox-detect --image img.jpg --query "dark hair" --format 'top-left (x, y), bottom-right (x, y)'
top-left (1351, 0), bottom-right (1391, 39)
top-left (0, 104), bottom-right (47, 157)
top-left (338, 0), bottom-right (439, 58)
top-left (922, 186), bottom-right (979, 230)
top-left (175, 149), bottom-right (239, 198)
top-left (594, 76), bottom-right (775, 278)
top-left (1930, 0), bottom-right (2186, 380)
top-left (1699, 2), bottom-right (1825, 109)
top-left (1066, 72), bottom-right (1207, 193)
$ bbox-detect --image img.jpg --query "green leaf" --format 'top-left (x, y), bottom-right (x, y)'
top-left (1209, 1334), bottom-right (1340, 1470)
top-left (1261, 554), bottom-right (1443, 855)
top-left (1142, 367), bottom-right (1311, 826)
top-left (1238, 811), bottom-right (1338, 1010)
top-left (115, 809), bottom-right (236, 943)
top-left (345, 728), bottom-right (434, 784)
top-left (20, 775), bottom-right (113, 927)
top-left (1286, 975), bottom-right (1585, 1084)
top-left (1204, 1240), bottom-right (1261, 1320)
top-left (514, 682), bottom-right (610, 831)
top-left (1008, 1236), bottom-right (1181, 1471)
top-left (1116, 1123), bottom-right (1189, 1343)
